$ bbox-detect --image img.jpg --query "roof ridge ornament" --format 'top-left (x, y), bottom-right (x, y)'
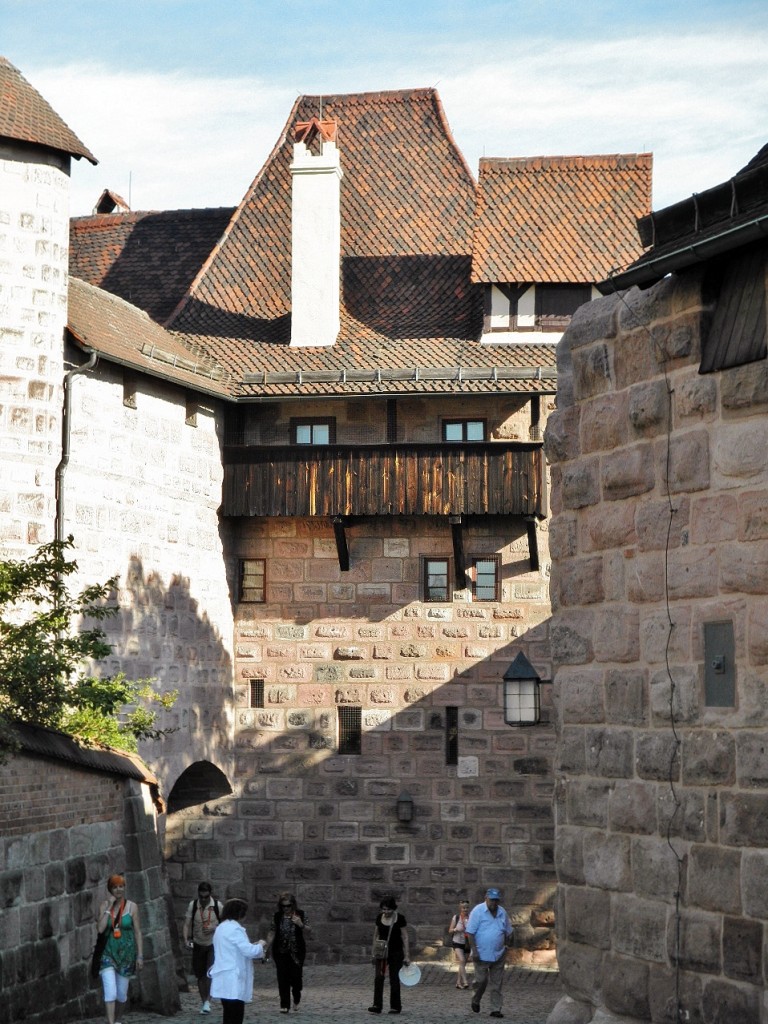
top-left (294, 117), bottom-right (338, 146)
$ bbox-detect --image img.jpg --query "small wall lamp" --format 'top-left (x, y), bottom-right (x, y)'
top-left (503, 651), bottom-right (541, 726)
top-left (397, 790), bottom-right (414, 822)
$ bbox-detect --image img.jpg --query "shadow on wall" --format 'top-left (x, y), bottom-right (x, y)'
top-left (163, 618), bottom-right (557, 966)
top-left (96, 555), bottom-right (235, 797)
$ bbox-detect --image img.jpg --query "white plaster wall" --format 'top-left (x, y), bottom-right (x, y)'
top-left (0, 148), bottom-right (70, 557)
top-left (290, 140), bottom-right (343, 347)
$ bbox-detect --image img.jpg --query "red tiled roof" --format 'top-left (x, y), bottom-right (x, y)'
top-left (70, 207), bottom-right (235, 323)
top-left (471, 154), bottom-right (652, 284)
top-left (0, 56), bottom-right (96, 163)
top-left (68, 276), bottom-right (233, 398)
top-left (169, 89), bottom-right (483, 353)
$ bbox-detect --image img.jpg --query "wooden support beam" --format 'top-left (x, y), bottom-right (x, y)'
top-left (332, 516), bottom-right (350, 571)
top-left (449, 515), bottom-right (466, 589)
top-left (526, 517), bottom-right (540, 572)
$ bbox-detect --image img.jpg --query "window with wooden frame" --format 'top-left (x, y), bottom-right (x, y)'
top-left (290, 417), bottom-right (336, 445)
top-left (442, 419), bottom-right (486, 442)
top-left (445, 706), bottom-right (459, 766)
top-left (423, 557), bottom-right (451, 602)
top-left (337, 706), bottom-right (362, 755)
top-left (472, 555), bottom-right (500, 601)
top-left (239, 558), bottom-right (266, 603)
top-left (249, 679), bottom-right (265, 709)
top-left (535, 283), bottom-right (591, 331)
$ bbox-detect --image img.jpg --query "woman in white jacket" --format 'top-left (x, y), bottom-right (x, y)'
top-left (209, 899), bottom-right (267, 1024)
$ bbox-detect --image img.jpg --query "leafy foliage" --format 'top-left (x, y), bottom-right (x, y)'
top-left (0, 537), bottom-right (177, 757)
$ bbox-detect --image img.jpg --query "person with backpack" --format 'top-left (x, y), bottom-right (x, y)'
top-left (183, 882), bottom-right (224, 1013)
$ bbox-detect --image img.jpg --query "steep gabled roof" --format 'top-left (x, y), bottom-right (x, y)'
top-left (0, 56), bottom-right (96, 163)
top-left (472, 154), bottom-right (652, 284)
top-left (70, 207), bottom-right (235, 323)
top-left (160, 89), bottom-right (559, 397)
top-left (68, 276), bottom-right (233, 398)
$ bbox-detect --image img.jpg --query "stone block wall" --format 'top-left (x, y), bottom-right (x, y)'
top-left (61, 354), bottom-right (236, 793)
top-left (0, 749), bottom-right (177, 1024)
top-left (0, 143), bottom-right (70, 558)
top-left (165, 513), bottom-right (557, 963)
top-left (545, 273), bottom-right (768, 1023)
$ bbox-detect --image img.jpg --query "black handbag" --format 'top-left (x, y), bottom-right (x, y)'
top-left (90, 927), bottom-right (109, 979)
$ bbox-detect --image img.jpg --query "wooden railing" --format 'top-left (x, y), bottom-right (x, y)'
top-left (222, 443), bottom-right (545, 518)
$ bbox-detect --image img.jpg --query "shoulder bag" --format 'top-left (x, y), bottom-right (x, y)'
top-left (372, 913), bottom-right (396, 960)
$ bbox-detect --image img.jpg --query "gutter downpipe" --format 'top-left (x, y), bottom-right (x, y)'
top-left (55, 348), bottom-right (98, 546)
top-left (598, 212), bottom-right (768, 295)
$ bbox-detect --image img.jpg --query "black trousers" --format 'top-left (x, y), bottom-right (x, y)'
top-left (372, 958), bottom-right (403, 1012)
top-left (275, 955), bottom-right (304, 1010)
top-left (220, 998), bottom-right (245, 1024)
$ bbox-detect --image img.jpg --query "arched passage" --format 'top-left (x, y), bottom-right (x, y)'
top-left (167, 760), bottom-right (232, 813)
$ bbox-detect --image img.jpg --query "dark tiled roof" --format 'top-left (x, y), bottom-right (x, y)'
top-left (11, 720), bottom-right (165, 812)
top-left (167, 90), bottom-right (497, 389)
top-left (70, 207), bottom-right (235, 324)
top-left (68, 276), bottom-right (233, 397)
top-left (472, 154), bottom-right (652, 284)
top-left (600, 141), bottom-right (768, 291)
top-left (0, 56), bottom-right (96, 163)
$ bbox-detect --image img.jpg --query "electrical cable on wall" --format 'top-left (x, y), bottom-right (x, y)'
top-left (607, 275), bottom-right (686, 1024)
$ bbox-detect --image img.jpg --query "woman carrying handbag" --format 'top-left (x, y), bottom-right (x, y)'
top-left (368, 896), bottom-right (410, 1015)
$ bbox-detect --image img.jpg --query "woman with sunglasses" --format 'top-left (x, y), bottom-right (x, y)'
top-left (266, 892), bottom-right (310, 1013)
top-left (448, 899), bottom-right (472, 988)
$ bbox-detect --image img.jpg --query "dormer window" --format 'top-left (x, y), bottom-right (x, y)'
top-left (535, 284), bottom-right (591, 331)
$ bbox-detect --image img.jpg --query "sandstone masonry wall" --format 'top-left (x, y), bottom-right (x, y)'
top-left (0, 751), bottom-right (177, 1024)
top-left (165, 513), bottom-right (557, 963)
top-left (544, 273), bottom-right (768, 1023)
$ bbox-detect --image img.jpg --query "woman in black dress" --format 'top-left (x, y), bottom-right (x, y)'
top-left (369, 896), bottom-right (411, 1015)
top-left (266, 892), bottom-right (310, 1013)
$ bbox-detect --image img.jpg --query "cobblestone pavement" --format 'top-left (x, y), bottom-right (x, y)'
top-left (83, 963), bottom-right (561, 1024)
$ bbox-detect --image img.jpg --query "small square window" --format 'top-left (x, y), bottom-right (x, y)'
top-left (291, 418), bottom-right (335, 444)
top-left (249, 679), bottom-right (265, 709)
top-left (443, 420), bottom-right (486, 442)
top-left (472, 556), bottom-right (500, 601)
top-left (424, 558), bottom-right (450, 602)
top-left (338, 706), bottom-right (362, 755)
top-left (239, 558), bottom-right (266, 602)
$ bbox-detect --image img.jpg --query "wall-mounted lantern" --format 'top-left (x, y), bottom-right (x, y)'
top-left (397, 789), bottom-right (414, 823)
top-left (503, 652), bottom-right (541, 726)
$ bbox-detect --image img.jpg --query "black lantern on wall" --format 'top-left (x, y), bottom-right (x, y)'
top-left (503, 652), bottom-right (541, 726)
top-left (397, 790), bottom-right (414, 822)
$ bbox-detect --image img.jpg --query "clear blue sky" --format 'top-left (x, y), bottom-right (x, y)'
top-left (6, 0), bottom-right (768, 215)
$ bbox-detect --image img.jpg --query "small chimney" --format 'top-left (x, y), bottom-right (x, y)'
top-left (290, 117), bottom-right (343, 347)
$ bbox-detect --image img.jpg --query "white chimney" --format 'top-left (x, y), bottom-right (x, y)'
top-left (290, 118), bottom-right (343, 347)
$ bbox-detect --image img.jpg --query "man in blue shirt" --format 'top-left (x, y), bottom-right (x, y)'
top-left (465, 888), bottom-right (513, 1018)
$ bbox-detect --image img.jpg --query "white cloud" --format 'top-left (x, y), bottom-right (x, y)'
top-left (30, 29), bottom-right (768, 218)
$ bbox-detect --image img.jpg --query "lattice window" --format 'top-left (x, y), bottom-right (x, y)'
top-left (337, 706), bottom-right (362, 755)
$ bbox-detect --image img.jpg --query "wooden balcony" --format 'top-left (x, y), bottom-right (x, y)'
top-left (222, 442), bottom-right (545, 519)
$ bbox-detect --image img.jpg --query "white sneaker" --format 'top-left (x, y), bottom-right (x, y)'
top-left (201, 1001), bottom-right (211, 1014)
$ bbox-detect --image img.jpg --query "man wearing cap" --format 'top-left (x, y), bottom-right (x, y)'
top-left (465, 888), bottom-right (513, 1018)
